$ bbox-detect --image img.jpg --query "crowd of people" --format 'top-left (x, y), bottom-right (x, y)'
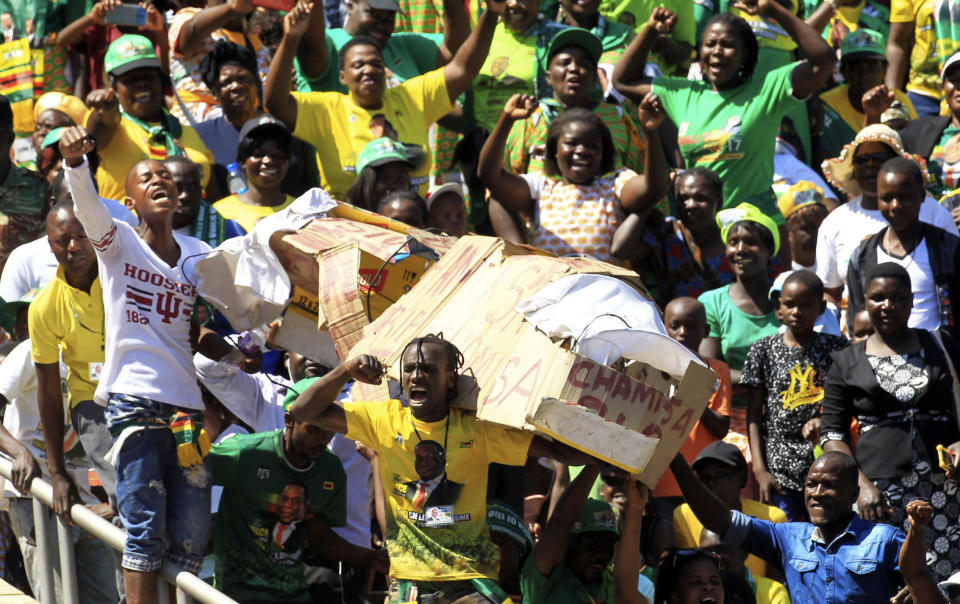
top-left (0, 0), bottom-right (955, 602)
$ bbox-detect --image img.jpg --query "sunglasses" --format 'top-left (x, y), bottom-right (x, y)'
top-left (853, 152), bottom-right (894, 166)
top-left (663, 548), bottom-right (721, 570)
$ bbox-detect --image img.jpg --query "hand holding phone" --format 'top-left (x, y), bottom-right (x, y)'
top-left (103, 4), bottom-right (147, 27)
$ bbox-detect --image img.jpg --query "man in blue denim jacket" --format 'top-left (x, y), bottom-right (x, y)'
top-left (670, 450), bottom-right (907, 604)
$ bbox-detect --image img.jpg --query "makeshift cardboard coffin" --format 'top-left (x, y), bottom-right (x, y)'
top-left (347, 235), bottom-right (717, 484)
top-left (273, 203), bottom-right (455, 360)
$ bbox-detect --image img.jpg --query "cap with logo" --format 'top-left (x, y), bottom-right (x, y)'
top-left (777, 181), bottom-right (826, 220)
top-left (105, 34), bottom-right (162, 76)
top-left (356, 137), bottom-right (414, 174)
top-left (365, 0), bottom-right (402, 10)
top-left (543, 27), bottom-right (603, 70)
top-left (571, 498), bottom-right (619, 536)
top-left (838, 28), bottom-right (885, 69)
top-left (486, 501), bottom-right (534, 555)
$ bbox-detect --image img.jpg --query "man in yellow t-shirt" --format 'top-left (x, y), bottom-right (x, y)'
top-left (85, 35), bottom-right (215, 201)
top-left (265, 0), bottom-right (505, 200)
top-left (887, 0), bottom-right (941, 117)
top-left (27, 202), bottom-right (117, 516)
top-left (673, 441), bottom-right (788, 581)
top-left (288, 334), bottom-right (590, 602)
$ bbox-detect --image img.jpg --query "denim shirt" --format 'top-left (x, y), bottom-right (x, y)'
top-left (724, 510), bottom-right (905, 604)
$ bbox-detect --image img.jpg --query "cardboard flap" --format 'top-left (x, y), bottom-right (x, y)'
top-left (317, 242), bottom-right (368, 361)
top-left (637, 361), bottom-right (718, 486)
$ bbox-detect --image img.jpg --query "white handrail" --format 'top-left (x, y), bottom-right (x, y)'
top-left (0, 455), bottom-right (237, 604)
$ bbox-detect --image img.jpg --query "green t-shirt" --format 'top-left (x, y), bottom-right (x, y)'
top-left (653, 61), bottom-right (802, 221)
top-left (520, 556), bottom-right (616, 604)
top-left (209, 430), bottom-right (347, 602)
top-left (294, 28), bottom-right (443, 93)
top-left (819, 101), bottom-right (859, 165)
top-left (698, 283), bottom-right (780, 389)
top-left (471, 20), bottom-right (566, 132)
top-left (927, 126), bottom-right (960, 200)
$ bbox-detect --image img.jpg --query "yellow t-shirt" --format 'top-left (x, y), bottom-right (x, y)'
top-left (820, 84), bottom-right (918, 131)
top-left (212, 193), bottom-right (295, 234)
top-left (755, 575), bottom-right (791, 604)
top-left (343, 399), bottom-right (533, 581)
top-left (891, 0), bottom-right (940, 100)
top-left (291, 68), bottom-right (453, 200)
top-left (673, 498), bottom-right (788, 580)
top-left (27, 268), bottom-right (105, 407)
top-left (87, 112), bottom-right (214, 202)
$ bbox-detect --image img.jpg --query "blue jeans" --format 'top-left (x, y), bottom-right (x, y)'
top-left (107, 394), bottom-right (211, 573)
top-left (908, 91), bottom-right (942, 118)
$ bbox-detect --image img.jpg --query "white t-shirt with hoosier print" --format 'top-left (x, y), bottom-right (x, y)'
top-left (64, 159), bottom-right (212, 410)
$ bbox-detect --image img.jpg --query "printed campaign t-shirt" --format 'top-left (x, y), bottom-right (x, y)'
top-left (934, 0), bottom-right (960, 77)
top-left (209, 430), bottom-right (347, 602)
top-left (344, 399), bottom-right (533, 581)
top-left (292, 68), bottom-right (453, 199)
top-left (28, 268), bottom-right (105, 407)
top-left (653, 62), bottom-right (803, 219)
top-left (740, 333), bottom-right (849, 491)
top-left (927, 126), bottom-right (960, 199)
top-left (64, 159), bottom-right (212, 409)
top-left (891, 0), bottom-right (940, 100)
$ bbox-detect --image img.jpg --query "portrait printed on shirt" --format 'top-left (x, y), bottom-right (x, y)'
top-left (252, 481), bottom-right (315, 563)
top-left (395, 439), bottom-right (466, 528)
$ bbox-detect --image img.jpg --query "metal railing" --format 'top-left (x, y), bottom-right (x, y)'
top-left (0, 456), bottom-right (237, 604)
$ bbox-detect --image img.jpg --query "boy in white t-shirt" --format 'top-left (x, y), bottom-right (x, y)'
top-left (846, 158), bottom-right (960, 336)
top-left (59, 126), bottom-right (260, 604)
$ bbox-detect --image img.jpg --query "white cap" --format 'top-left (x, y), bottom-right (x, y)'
top-left (425, 182), bottom-right (463, 211)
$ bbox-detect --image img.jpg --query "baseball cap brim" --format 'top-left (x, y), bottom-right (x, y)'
top-left (109, 56), bottom-right (162, 77)
top-left (839, 49), bottom-right (885, 69)
top-left (366, 0), bottom-right (401, 11)
top-left (943, 51), bottom-right (960, 81)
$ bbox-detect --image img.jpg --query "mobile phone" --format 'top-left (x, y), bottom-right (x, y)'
top-left (251, 0), bottom-right (294, 10)
top-left (103, 4), bottom-right (147, 27)
top-left (937, 444), bottom-right (956, 472)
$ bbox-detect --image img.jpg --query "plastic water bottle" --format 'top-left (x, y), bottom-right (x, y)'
top-left (226, 162), bottom-right (247, 195)
top-left (237, 327), bottom-right (266, 356)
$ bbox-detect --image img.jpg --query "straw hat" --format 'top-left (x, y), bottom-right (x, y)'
top-left (820, 124), bottom-right (927, 197)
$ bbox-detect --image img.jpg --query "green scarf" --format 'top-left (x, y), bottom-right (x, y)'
top-left (119, 107), bottom-right (185, 159)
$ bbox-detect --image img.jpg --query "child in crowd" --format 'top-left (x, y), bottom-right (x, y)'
top-left (376, 190), bottom-right (428, 229)
top-left (343, 138), bottom-right (415, 212)
top-left (741, 271), bottom-right (848, 521)
top-left (426, 182), bottom-right (468, 237)
top-left (651, 297), bottom-right (732, 559)
top-left (477, 93), bottom-right (669, 263)
top-left (850, 308), bottom-right (874, 344)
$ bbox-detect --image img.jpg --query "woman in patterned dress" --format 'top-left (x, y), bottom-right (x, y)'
top-left (821, 262), bottom-right (960, 580)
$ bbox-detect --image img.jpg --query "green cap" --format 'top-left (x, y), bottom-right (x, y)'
top-left (283, 376), bottom-right (320, 412)
top-left (716, 202), bottom-right (781, 255)
top-left (486, 501), bottom-right (534, 555)
top-left (356, 137), bottom-right (411, 174)
top-left (105, 34), bottom-right (161, 76)
top-left (0, 289), bottom-right (39, 337)
top-left (839, 28), bottom-right (885, 67)
top-left (41, 127), bottom-right (67, 150)
top-left (571, 498), bottom-right (619, 535)
top-left (543, 27), bottom-right (603, 70)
